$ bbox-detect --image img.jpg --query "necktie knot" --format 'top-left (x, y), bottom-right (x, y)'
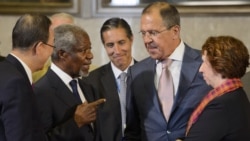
top-left (161, 59), bottom-right (172, 69)
top-left (69, 79), bottom-right (81, 102)
top-left (69, 79), bottom-right (77, 87)
top-left (120, 72), bottom-right (127, 82)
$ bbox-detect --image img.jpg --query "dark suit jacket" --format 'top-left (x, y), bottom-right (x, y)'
top-left (0, 55), bottom-right (46, 141)
top-left (34, 69), bottom-right (95, 141)
top-left (242, 71), bottom-right (250, 101)
top-left (0, 56), bottom-right (5, 61)
top-left (125, 45), bottom-right (212, 141)
top-left (83, 61), bottom-right (137, 141)
top-left (185, 88), bottom-right (250, 141)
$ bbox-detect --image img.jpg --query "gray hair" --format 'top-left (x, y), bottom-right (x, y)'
top-left (51, 24), bottom-right (88, 61)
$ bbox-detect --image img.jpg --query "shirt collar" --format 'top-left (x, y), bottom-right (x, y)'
top-left (11, 53), bottom-right (32, 84)
top-left (111, 59), bottom-right (134, 79)
top-left (156, 40), bottom-right (185, 63)
top-left (51, 63), bottom-right (74, 84)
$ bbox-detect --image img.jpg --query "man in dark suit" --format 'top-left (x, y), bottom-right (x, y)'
top-left (124, 2), bottom-right (211, 141)
top-left (83, 18), bottom-right (136, 141)
top-left (34, 24), bottom-right (105, 141)
top-left (0, 14), bottom-right (53, 141)
top-left (0, 55), bottom-right (5, 61)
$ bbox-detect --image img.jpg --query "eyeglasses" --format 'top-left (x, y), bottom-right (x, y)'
top-left (139, 29), bottom-right (168, 38)
top-left (43, 42), bottom-right (55, 48)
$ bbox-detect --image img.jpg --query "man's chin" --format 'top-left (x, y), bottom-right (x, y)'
top-left (79, 70), bottom-right (89, 77)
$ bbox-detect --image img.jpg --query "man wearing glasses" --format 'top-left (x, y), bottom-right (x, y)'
top-left (124, 2), bottom-right (211, 141)
top-left (0, 14), bottom-right (53, 141)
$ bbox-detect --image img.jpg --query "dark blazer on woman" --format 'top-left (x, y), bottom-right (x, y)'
top-left (185, 88), bottom-right (250, 141)
top-left (0, 55), bottom-right (45, 141)
top-left (34, 69), bottom-right (95, 141)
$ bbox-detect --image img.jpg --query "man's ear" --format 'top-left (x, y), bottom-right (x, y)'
top-left (171, 25), bottom-right (180, 40)
top-left (32, 41), bottom-right (43, 55)
top-left (58, 49), bottom-right (69, 61)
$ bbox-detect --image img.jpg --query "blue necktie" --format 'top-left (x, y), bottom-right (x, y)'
top-left (69, 79), bottom-right (81, 102)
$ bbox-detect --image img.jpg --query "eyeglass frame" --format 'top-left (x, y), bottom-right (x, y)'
top-left (42, 42), bottom-right (56, 48)
top-left (139, 25), bottom-right (176, 38)
top-left (139, 28), bottom-right (169, 38)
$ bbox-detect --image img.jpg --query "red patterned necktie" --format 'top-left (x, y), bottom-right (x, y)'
top-left (158, 59), bottom-right (174, 121)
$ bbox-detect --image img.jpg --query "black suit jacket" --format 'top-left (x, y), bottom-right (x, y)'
top-left (0, 54), bottom-right (46, 141)
top-left (185, 88), bottom-right (250, 141)
top-left (0, 56), bottom-right (5, 61)
top-left (83, 61), bottom-right (137, 141)
top-left (34, 68), bottom-right (95, 141)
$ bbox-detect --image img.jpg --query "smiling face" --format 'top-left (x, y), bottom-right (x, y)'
top-left (102, 27), bottom-right (133, 71)
top-left (140, 9), bottom-right (180, 61)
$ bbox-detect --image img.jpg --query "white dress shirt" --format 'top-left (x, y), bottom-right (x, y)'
top-left (51, 63), bottom-right (86, 102)
top-left (155, 41), bottom-right (185, 96)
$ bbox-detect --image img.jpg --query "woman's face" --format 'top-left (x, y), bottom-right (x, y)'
top-left (199, 51), bottom-right (222, 88)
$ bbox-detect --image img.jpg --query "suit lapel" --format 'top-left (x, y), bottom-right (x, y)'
top-left (142, 58), bottom-right (165, 116)
top-left (46, 69), bottom-right (80, 107)
top-left (100, 64), bottom-right (119, 101)
top-left (172, 45), bottom-right (202, 111)
top-left (78, 78), bottom-right (94, 102)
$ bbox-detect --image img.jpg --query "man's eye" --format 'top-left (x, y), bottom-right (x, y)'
top-left (106, 43), bottom-right (114, 48)
top-left (118, 41), bottom-right (126, 45)
top-left (141, 31), bottom-right (146, 36)
top-left (150, 31), bottom-right (158, 36)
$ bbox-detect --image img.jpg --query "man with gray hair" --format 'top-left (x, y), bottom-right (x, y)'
top-left (34, 24), bottom-right (105, 141)
top-left (32, 12), bottom-right (75, 82)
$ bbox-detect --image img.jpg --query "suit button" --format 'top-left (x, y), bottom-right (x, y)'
top-left (167, 130), bottom-right (171, 134)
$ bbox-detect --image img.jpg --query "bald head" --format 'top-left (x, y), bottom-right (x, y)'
top-left (50, 12), bottom-right (74, 29)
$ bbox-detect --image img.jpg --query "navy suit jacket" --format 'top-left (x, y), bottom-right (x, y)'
top-left (83, 60), bottom-right (137, 141)
top-left (185, 88), bottom-right (250, 141)
top-left (0, 55), bottom-right (46, 141)
top-left (34, 69), bottom-right (95, 141)
top-left (125, 45), bottom-right (212, 141)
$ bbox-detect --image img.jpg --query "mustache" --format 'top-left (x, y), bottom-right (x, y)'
top-left (83, 59), bottom-right (92, 65)
top-left (146, 42), bottom-right (158, 49)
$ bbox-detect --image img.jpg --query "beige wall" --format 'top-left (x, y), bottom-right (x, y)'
top-left (0, 15), bottom-right (250, 71)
